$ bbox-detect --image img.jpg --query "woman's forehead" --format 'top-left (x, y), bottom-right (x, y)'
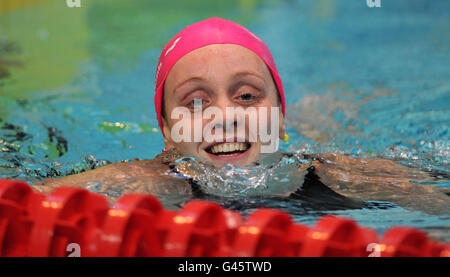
top-left (165, 44), bottom-right (272, 88)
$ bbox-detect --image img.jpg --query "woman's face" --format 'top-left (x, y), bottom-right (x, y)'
top-left (162, 44), bottom-right (285, 167)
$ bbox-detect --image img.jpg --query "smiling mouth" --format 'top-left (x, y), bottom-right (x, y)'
top-left (205, 142), bottom-right (251, 156)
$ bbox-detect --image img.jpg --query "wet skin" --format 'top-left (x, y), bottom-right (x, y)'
top-left (33, 149), bottom-right (449, 216)
top-left (161, 44), bottom-right (285, 168)
top-left (32, 44), bottom-right (449, 216)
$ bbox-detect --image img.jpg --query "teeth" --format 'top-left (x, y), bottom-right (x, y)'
top-left (210, 143), bottom-right (249, 154)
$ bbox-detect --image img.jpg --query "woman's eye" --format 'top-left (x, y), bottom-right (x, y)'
top-left (239, 93), bottom-right (256, 101)
top-left (188, 98), bottom-right (204, 108)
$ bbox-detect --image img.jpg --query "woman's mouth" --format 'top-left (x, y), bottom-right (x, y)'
top-left (205, 142), bottom-right (251, 157)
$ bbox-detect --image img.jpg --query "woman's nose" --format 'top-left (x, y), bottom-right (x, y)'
top-left (212, 95), bottom-right (240, 133)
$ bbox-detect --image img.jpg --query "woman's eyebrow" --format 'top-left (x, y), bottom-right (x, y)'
top-left (173, 71), bottom-right (265, 93)
top-left (232, 71), bottom-right (266, 84)
top-left (173, 77), bottom-right (204, 94)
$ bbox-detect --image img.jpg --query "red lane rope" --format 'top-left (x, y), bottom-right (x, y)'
top-left (0, 179), bottom-right (448, 257)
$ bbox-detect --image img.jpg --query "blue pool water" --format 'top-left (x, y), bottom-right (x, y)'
top-left (0, 0), bottom-right (449, 241)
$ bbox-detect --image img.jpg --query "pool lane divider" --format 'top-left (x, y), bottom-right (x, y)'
top-left (0, 178), bottom-right (448, 257)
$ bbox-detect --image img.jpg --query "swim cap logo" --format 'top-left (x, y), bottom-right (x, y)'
top-left (155, 62), bottom-right (162, 83)
top-left (165, 37), bottom-right (182, 56)
top-left (156, 37), bottom-right (181, 83)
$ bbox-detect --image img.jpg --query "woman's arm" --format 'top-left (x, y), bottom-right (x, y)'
top-left (32, 159), bottom-right (192, 204)
top-left (311, 153), bottom-right (450, 215)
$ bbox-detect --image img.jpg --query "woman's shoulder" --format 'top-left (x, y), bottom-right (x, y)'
top-left (43, 159), bottom-right (166, 183)
top-left (32, 157), bottom-right (191, 199)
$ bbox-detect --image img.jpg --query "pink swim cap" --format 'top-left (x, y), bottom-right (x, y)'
top-left (154, 17), bottom-right (285, 136)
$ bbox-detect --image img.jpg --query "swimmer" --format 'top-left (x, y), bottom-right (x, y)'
top-left (33, 18), bottom-right (449, 214)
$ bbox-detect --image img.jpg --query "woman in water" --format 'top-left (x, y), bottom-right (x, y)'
top-left (33, 18), bottom-right (449, 214)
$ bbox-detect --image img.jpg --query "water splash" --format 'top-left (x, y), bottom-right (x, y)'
top-left (166, 152), bottom-right (311, 198)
